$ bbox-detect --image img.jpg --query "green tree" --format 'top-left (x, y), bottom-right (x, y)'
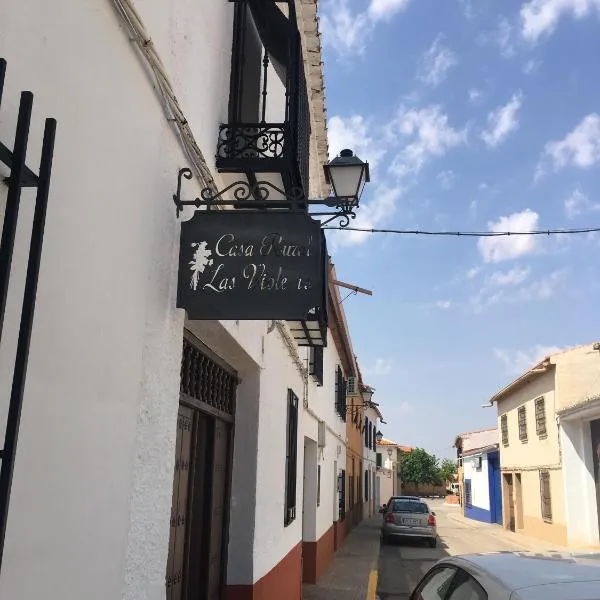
top-left (398, 448), bottom-right (441, 485)
top-left (439, 458), bottom-right (457, 483)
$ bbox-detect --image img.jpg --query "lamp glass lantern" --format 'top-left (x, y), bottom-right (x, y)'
top-left (324, 149), bottom-right (370, 206)
top-left (361, 387), bottom-right (374, 405)
top-left (376, 430), bottom-right (383, 443)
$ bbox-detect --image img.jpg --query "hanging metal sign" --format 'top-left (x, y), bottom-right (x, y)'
top-left (177, 210), bottom-right (326, 320)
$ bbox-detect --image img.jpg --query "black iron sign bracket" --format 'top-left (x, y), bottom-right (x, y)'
top-left (0, 58), bottom-right (57, 574)
top-left (172, 167), bottom-right (358, 227)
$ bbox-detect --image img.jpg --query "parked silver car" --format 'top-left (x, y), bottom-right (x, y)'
top-left (380, 496), bottom-right (437, 547)
top-left (410, 551), bottom-right (600, 600)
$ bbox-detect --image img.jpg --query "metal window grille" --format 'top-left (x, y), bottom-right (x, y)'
top-left (501, 414), bottom-right (509, 446)
top-left (284, 389), bottom-right (299, 526)
top-left (535, 397), bottom-right (547, 437)
top-left (518, 406), bottom-right (528, 442)
top-left (309, 346), bottom-right (324, 387)
top-left (338, 470), bottom-right (346, 521)
top-left (539, 470), bottom-right (552, 522)
top-left (464, 479), bottom-right (472, 508)
top-left (335, 366), bottom-right (347, 421)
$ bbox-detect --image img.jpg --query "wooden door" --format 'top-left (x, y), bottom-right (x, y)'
top-left (504, 473), bottom-right (515, 532)
top-left (166, 406), bottom-right (194, 600)
top-left (206, 419), bottom-right (230, 599)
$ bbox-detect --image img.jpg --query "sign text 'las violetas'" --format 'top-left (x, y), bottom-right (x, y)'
top-left (177, 211), bottom-right (326, 320)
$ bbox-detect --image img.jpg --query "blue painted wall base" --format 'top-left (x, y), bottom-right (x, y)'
top-left (465, 505), bottom-right (492, 523)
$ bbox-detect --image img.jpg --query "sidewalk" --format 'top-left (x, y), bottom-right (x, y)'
top-left (303, 516), bottom-right (381, 600)
top-left (446, 509), bottom-right (594, 553)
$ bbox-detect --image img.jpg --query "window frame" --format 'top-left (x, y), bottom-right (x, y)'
top-left (501, 414), bottom-right (509, 446)
top-left (309, 346), bottom-right (324, 387)
top-left (518, 406), bottom-right (528, 442)
top-left (464, 479), bottom-right (472, 508)
top-left (284, 388), bottom-right (299, 526)
top-left (335, 366), bottom-right (347, 421)
top-left (534, 396), bottom-right (547, 438)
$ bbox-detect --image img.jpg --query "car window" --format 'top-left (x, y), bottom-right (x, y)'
top-left (391, 499), bottom-right (428, 513)
top-left (447, 571), bottom-right (487, 600)
top-left (412, 566), bottom-right (457, 600)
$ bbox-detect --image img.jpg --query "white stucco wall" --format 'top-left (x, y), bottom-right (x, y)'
top-left (463, 455), bottom-right (490, 511)
top-left (0, 1), bottom-right (236, 598)
top-left (302, 329), bottom-right (347, 542)
top-left (560, 416), bottom-right (600, 546)
top-left (0, 0), bottom-right (333, 597)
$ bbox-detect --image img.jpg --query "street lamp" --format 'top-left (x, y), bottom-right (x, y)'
top-left (376, 430), bottom-right (383, 443)
top-left (323, 149), bottom-right (370, 208)
top-left (361, 385), bottom-right (374, 405)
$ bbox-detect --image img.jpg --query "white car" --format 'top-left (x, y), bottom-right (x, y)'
top-left (410, 551), bottom-right (600, 600)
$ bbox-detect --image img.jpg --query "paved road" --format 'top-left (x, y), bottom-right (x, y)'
top-left (376, 499), bottom-right (537, 599)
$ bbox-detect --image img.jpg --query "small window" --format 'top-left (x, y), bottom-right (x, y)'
top-left (309, 347), bottom-right (324, 387)
top-left (501, 414), bottom-right (509, 446)
top-left (338, 470), bottom-right (346, 521)
top-left (364, 469), bottom-right (369, 501)
top-left (464, 479), bottom-right (472, 508)
top-left (364, 417), bottom-right (369, 447)
top-left (518, 406), bottom-right (528, 442)
top-left (376, 452), bottom-right (382, 468)
top-left (535, 397), bottom-right (547, 437)
top-left (284, 389), bottom-right (299, 526)
top-left (335, 366), bottom-right (347, 421)
top-left (414, 566), bottom-right (457, 600)
top-left (540, 470), bottom-right (552, 522)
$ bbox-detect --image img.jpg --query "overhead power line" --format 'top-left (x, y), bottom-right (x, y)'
top-left (322, 225), bottom-right (600, 237)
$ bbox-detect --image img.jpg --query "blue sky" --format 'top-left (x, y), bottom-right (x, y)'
top-left (318, 0), bottom-right (600, 458)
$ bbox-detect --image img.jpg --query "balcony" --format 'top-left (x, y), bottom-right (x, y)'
top-left (216, 0), bottom-right (310, 202)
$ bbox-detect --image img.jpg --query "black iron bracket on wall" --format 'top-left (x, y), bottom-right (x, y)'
top-left (0, 58), bottom-right (57, 574)
top-left (172, 167), bottom-right (358, 227)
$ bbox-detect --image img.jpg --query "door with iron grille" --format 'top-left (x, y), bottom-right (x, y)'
top-left (166, 333), bottom-right (237, 600)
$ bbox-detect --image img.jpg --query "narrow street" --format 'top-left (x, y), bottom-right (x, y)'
top-left (376, 499), bottom-right (553, 599)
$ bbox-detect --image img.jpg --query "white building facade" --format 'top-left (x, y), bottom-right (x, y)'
top-left (376, 439), bottom-right (399, 509)
top-left (0, 1), bottom-right (360, 599)
top-left (362, 399), bottom-right (382, 519)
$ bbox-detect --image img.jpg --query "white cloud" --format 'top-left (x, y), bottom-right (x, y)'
top-left (329, 185), bottom-right (403, 246)
top-left (388, 105), bottom-right (467, 180)
top-left (470, 269), bottom-right (565, 312)
top-left (435, 300), bottom-right (452, 309)
top-left (437, 170), bottom-right (455, 190)
top-left (489, 266), bottom-right (531, 286)
top-left (523, 58), bottom-right (542, 74)
top-left (368, 0), bottom-right (412, 21)
top-left (538, 114), bottom-right (600, 177)
top-left (469, 88), bottom-right (483, 104)
top-left (364, 357), bottom-right (393, 376)
top-left (478, 209), bottom-right (540, 263)
top-left (320, 0), bottom-right (412, 55)
top-left (494, 344), bottom-right (564, 375)
top-left (467, 266), bottom-right (481, 279)
top-left (328, 114), bottom-right (387, 169)
top-left (495, 17), bottom-right (517, 57)
top-left (417, 35), bottom-right (458, 87)
top-left (521, 0), bottom-right (600, 42)
top-left (481, 93), bottom-right (523, 148)
top-left (564, 188), bottom-right (600, 219)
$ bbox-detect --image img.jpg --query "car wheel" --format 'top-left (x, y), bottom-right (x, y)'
top-left (428, 537), bottom-right (437, 548)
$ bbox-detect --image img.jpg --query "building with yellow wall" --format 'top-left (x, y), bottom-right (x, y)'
top-left (490, 342), bottom-right (600, 548)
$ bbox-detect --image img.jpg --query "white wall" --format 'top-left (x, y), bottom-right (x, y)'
top-left (0, 0), bottom-right (325, 597)
top-left (302, 329), bottom-right (347, 542)
top-left (560, 416), bottom-right (600, 546)
top-left (463, 455), bottom-right (490, 511)
top-left (0, 1), bottom-right (236, 598)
